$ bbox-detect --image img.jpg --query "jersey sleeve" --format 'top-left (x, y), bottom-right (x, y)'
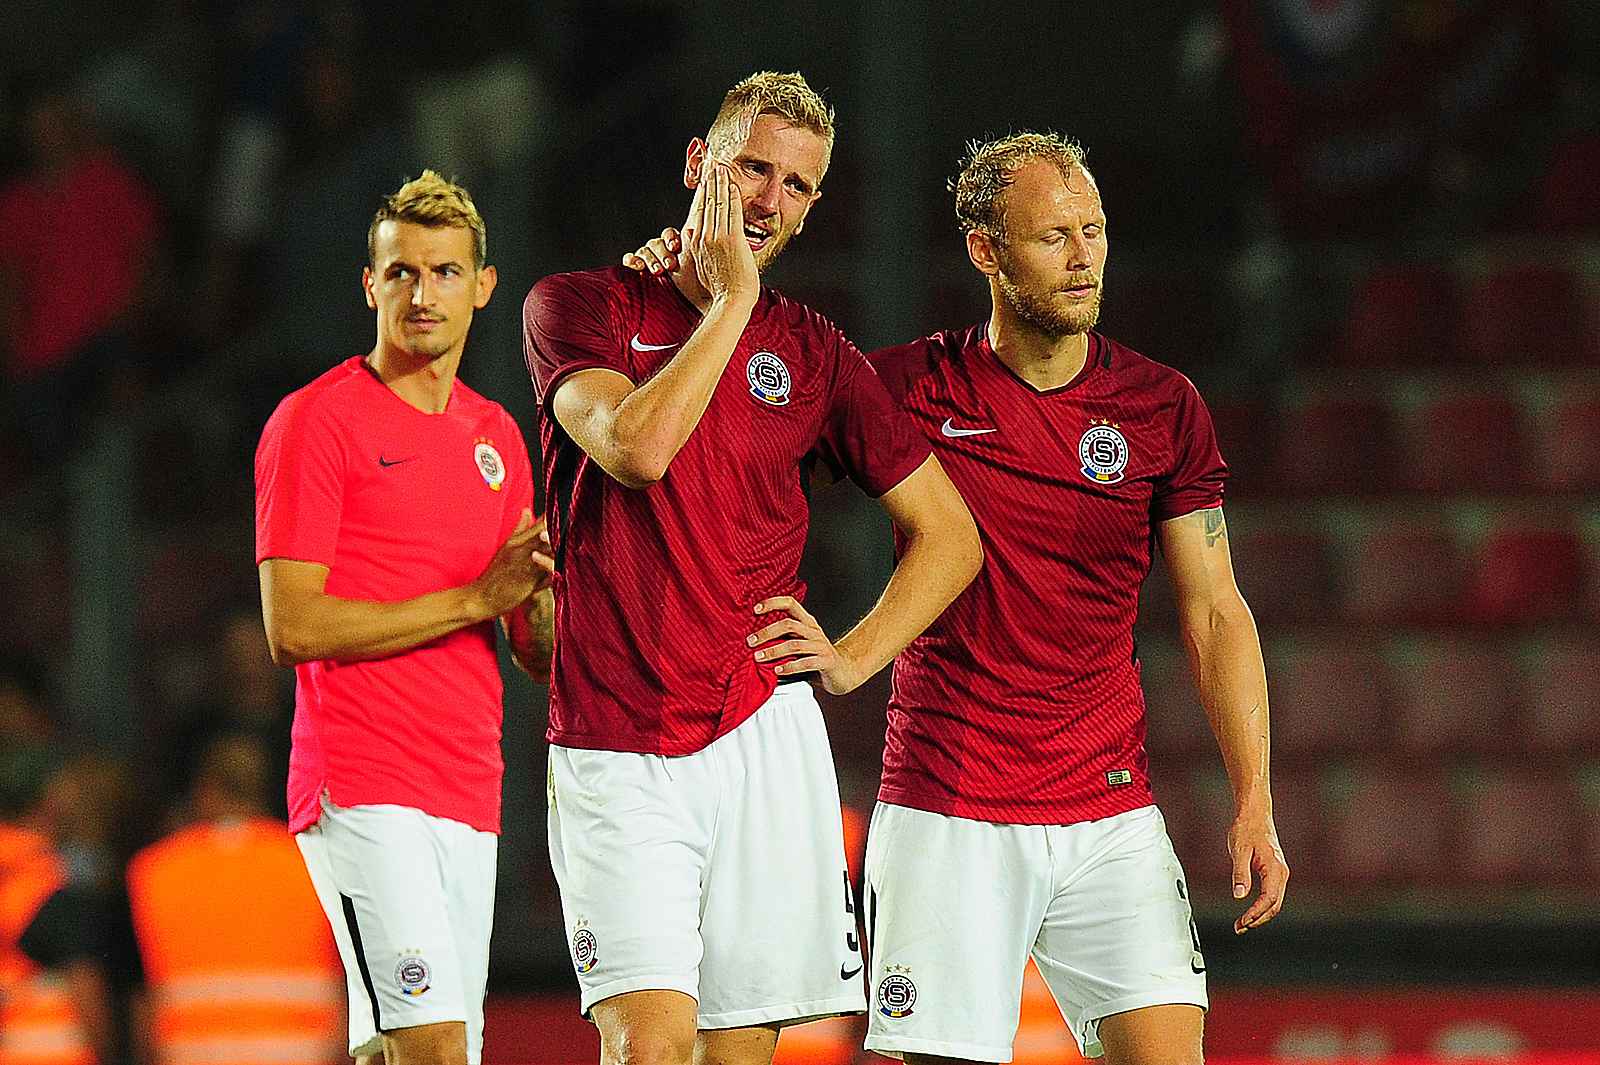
top-left (254, 392), bottom-right (347, 566)
top-left (1152, 373), bottom-right (1228, 521)
top-left (523, 272), bottom-right (631, 413)
top-left (815, 330), bottom-right (932, 497)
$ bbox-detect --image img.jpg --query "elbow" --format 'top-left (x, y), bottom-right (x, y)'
top-left (609, 443), bottom-right (670, 489)
top-left (263, 621), bottom-right (313, 668)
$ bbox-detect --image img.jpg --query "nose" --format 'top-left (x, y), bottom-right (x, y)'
top-left (749, 176), bottom-right (781, 218)
top-left (411, 273), bottom-right (432, 307)
top-left (1066, 233), bottom-right (1092, 270)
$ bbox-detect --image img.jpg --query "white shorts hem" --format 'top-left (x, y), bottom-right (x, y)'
top-left (863, 1032), bottom-right (1013, 1063)
top-left (700, 994), bottom-right (866, 1031)
top-left (579, 974), bottom-right (700, 1017)
top-left (1080, 988), bottom-right (1208, 1028)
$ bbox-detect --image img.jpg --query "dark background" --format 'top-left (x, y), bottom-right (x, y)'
top-left (3, 0), bottom-right (1598, 1005)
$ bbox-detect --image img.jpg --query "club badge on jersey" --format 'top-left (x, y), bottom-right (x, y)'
top-left (474, 438), bottom-right (506, 491)
top-left (746, 351), bottom-right (792, 406)
top-left (1079, 419), bottom-right (1129, 484)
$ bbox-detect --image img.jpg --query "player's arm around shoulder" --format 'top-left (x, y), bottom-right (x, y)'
top-left (1158, 506), bottom-right (1288, 933)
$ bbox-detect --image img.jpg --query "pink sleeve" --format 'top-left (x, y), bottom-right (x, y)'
top-left (1152, 375), bottom-right (1228, 521)
top-left (254, 394), bottom-right (347, 566)
top-left (815, 331), bottom-right (932, 497)
top-left (522, 272), bottom-right (631, 413)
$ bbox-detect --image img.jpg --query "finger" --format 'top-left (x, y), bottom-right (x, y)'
top-left (516, 507), bottom-right (533, 532)
top-left (685, 166), bottom-right (709, 244)
top-left (746, 619), bottom-right (815, 646)
top-left (660, 227), bottom-right (682, 252)
top-left (754, 595), bottom-right (817, 627)
top-left (504, 523), bottom-right (542, 547)
top-left (531, 550), bottom-right (556, 575)
top-left (709, 165), bottom-right (728, 240)
top-left (622, 251), bottom-right (644, 271)
top-left (774, 654), bottom-right (827, 676)
top-left (646, 240), bottom-right (679, 272)
top-left (1230, 843), bottom-right (1252, 901)
top-left (753, 639), bottom-right (825, 663)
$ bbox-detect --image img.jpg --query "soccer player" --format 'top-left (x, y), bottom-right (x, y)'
top-left (255, 171), bottom-right (553, 1065)
top-left (523, 72), bottom-right (982, 1065)
top-left (627, 132), bottom-right (1288, 1065)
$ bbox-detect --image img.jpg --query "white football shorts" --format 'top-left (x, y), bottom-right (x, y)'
top-left (296, 796), bottom-right (497, 1062)
top-left (547, 681), bottom-right (866, 1029)
top-left (864, 802), bottom-right (1207, 1062)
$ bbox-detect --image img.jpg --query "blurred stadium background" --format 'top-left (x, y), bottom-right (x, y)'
top-left (3, 1), bottom-right (1599, 1062)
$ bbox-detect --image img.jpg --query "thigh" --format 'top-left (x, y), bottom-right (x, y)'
top-left (298, 800), bottom-right (475, 1058)
top-left (694, 1023), bottom-right (779, 1065)
top-left (547, 744), bottom-right (714, 1017)
top-left (863, 803), bottom-right (1051, 1064)
top-left (441, 820), bottom-right (497, 1065)
top-left (1095, 1003), bottom-right (1203, 1065)
top-left (697, 686), bottom-right (865, 1030)
top-left (1031, 806), bottom-right (1207, 1060)
top-left (592, 989), bottom-right (698, 1065)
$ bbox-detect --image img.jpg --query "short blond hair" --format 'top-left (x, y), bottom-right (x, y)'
top-left (953, 132), bottom-right (1089, 244)
top-left (707, 71), bottom-right (836, 177)
top-left (368, 169), bottom-right (487, 269)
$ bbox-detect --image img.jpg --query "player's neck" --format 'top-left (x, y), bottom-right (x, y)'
top-left (986, 312), bottom-right (1089, 392)
top-left (365, 344), bottom-right (461, 414)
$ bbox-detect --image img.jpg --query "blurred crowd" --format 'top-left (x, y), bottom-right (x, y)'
top-left (1, 3), bottom-right (1599, 1059)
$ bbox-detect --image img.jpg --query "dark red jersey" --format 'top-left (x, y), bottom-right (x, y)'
top-left (524, 268), bottom-right (930, 755)
top-left (870, 325), bottom-right (1226, 824)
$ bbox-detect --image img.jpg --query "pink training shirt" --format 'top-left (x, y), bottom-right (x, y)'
top-left (255, 356), bottom-right (533, 834)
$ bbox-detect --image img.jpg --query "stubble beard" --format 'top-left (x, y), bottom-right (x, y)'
top-left (996, 271), bottom-right (1103, 338)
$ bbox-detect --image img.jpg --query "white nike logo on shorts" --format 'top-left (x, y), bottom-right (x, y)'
top-left (631, 333), bottom-right (680, 352)
top-left (940, 418), bottom-right (997, 438)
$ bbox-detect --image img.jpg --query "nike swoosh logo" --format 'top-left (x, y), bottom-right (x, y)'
top-left (940, 418), bottom-right (997, 438)
top-left (377, 455), bottom-right (415, 468)
top-left (1191, 961), bottom-right (1207, 974)
top-left (841, 964), bottom-right (863, 980)
top-left (631, 333), bottom-right (680, 352)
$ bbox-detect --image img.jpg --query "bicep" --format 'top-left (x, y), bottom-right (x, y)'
top-left (876, 455), bottom-right (972, 537)
top-left (1158, 506), bottom-right (1242, 614)
top-left (258, 557), bottom-right (332, 633)
top-left (550, 367), bottom-right (636, 459)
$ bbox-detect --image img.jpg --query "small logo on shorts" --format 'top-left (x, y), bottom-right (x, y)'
top-left (1106, 768), bottom-right (1133, 787)
top-left (877, 968), bottom-right (917, 1018)
top-left (572, 925), bottom-right (599, 974)
top-left (395, 955), bottom-right (430, 997)
top-left (746, 351), bottom-right (791, 406)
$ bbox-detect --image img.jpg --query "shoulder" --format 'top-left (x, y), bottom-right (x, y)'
top-left (1100, 333), bottom-right (1205, 400)
top-left (262, 358), bottom-right (366, 440)
top-left (525, 266), bottom-right (635, 321)
top-left (869, 325), bottom-right (982, 402)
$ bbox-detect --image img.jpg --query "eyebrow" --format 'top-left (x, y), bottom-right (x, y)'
top-left (734, 152), bottom-right (817, 196)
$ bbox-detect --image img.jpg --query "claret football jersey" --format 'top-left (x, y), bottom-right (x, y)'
top-left (524, 268), bottom-right (930, 755)
top-left (870, 325), bottom-right (1227, 824)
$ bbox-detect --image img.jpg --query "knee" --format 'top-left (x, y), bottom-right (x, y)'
top-left (602, 1026), bottom-right (695, 1065)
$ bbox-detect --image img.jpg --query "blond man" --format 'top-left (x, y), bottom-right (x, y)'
top-left (525, 72), bottom-right (980, 1065)
top-left (256, 171), bottom-right (553, 1065)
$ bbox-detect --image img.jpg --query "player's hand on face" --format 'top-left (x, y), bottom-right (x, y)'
top-left (747, 595), bottom-right (864, 696)
top-left (621, 227), bottom-right (684, 275)
top-left (1228, 802), bottom-right (1289, 935)
top-left (687, 162), bottom-right (759, 304)
top-left (475, 509), bottom-right (553, 617)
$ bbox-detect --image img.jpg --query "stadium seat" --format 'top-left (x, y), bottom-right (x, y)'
top-left (1519, 640), bottom-right (1600, 757)
top-left (1536, 390), bottom-right (1600, 493)
top-left (1389, 639), bottom-right (1519, 757)
top-left (1462, 524), bottom-right (1590, 625)
top-left (1325, 766), bottom-right (1452, 887)
top-left (1265, 637), bottom-right (1393, 763)
top-left (1401, 392), bottom-right (1528, 494)
top-left (1451, 766), bottom-right (1582, 887)
top-left (1206, 397), bottom-right (1273, 496)
top-left (1272, 394), bottom-right (1399, 496)
top-left (1456, 265), bottom-right (1594, 366)
top-left (1341, 517), bottom-right (1467, 625)
top-left (1538, 135), bottom-right (1600, 233)
top-left (1332, 263), bottom-right (1457, 367)
top-left (1228, 527), bottom-right (1338, 624)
